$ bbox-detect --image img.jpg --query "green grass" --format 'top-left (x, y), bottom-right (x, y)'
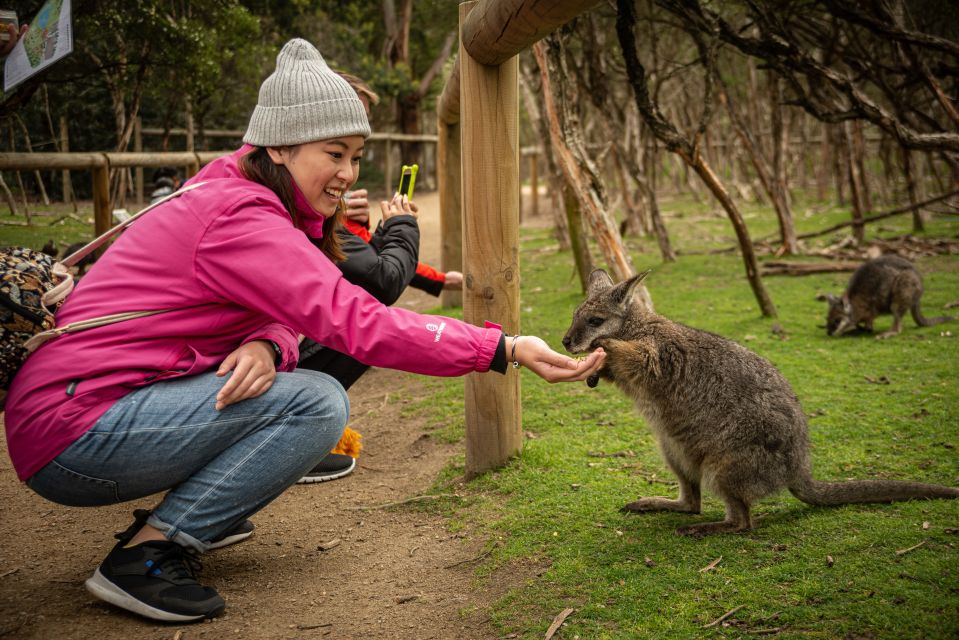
top-left (410, 198), bottom-right (959, 639)
top-left (0, 202), bottom-right (96, 252)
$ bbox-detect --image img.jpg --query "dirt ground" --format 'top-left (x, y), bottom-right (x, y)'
top-left (0, 192), bottom-right (539, 640)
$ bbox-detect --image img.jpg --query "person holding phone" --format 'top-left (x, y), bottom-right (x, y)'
top-left (3, 38), bottom-right (605, 623)
top-left (293, 73), bottom-right (461, 484)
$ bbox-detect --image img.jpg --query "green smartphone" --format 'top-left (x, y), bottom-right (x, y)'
top-left (397, 164), bottom-right (418, 200)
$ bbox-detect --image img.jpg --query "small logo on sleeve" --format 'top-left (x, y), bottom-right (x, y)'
top-left (426, 321), bottom-right (446, 342)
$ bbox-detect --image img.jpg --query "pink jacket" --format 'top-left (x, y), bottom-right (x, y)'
top-left (4, 147), bottom-right (501, 481)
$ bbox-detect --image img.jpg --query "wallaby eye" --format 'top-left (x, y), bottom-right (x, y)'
top-left (587, 317), bottom-right (605, 327)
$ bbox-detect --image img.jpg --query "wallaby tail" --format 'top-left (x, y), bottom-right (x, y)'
top-left (789, 475), bottom-right (959, 506)
top-left (911, 303), bottom-right (954, 327)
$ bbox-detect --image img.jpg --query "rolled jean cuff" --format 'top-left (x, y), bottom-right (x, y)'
top-left (147, 513), bottom-right (208, 553)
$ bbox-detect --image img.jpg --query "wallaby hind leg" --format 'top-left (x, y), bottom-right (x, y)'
top-left (622, 440), bottom-right (702, 514)
top-left (621, 479), bottom-right (701, 514)
top-left (675, 495), bottom-right (753, 538)
top-left (877, 303), bottom-right (907, 339)
top-left (621, 451), bottom-right (702, 515)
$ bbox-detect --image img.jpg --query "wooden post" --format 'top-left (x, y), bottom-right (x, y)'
top-left (134, 117), bottom-right (144, 204)
top-left (384, 138), bottom-right (393, 196)
top-left (437, 117), bottom-right (463, 309)
top-left (185, 99), bottom-right (195, 153)
top-left (459, 1), bottom-right (522, 479)
top-left (92, 162), bottom-right (111, 239)
top-left (59, 115), bottom-right (72, 205)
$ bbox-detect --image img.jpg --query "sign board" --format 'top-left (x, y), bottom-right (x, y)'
top-left (4, 0), bottom-right (73, 93)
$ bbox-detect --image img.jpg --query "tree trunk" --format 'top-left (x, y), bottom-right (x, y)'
top-left (611, 146), bottom-right (648, 237)
top-left (720, 81), bottom-right (795, 253)
top-left (842, 122), bottom-right (867, 244)
top-left (12, 114), bottom-right (50, 206)
top-left (0, 173), bottom-right (17, 215)
top-left (768, 75), bottom-right (797, 254)
top-left (815, 122), bottom-right (829, 201)
top-left (7, 124), bottom-right (30, 224)
top-left (534, 38), bottom-right (652, 311)
top-left (831, 125), bottom-right (846, 205)
top-left (851, 120), bottom-right (872, 212)
top-left (563, 183), bottom-right (593, 293)
top-left (692, 158), bottom-right (777, 316)
top-left (900, 145), bottom-right (924, 232)
top-left (644, 141), bottom-right (675, 262)
top-left (615, 0), bottom-right (776, 317)
top-left (518, 55), bottom-right (569, 249)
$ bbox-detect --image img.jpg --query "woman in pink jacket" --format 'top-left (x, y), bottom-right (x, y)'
top-left (3, 39), bottom-right (604, 623)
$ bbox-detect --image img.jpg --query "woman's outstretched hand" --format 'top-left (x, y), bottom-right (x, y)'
top-left (508, 335), bottom-right (605, 383)
top-left (215, 340), bottom-right (277, 410)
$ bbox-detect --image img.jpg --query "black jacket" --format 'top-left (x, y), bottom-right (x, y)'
top-left (312, 214), bottom-right (420, 306)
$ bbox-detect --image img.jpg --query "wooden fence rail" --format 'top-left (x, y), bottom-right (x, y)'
top-left (137, 118), bottom-right (439, 197)
top-left (0, 151), bottom-right (231, 237)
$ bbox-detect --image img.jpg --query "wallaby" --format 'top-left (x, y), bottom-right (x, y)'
top-left (817, 254), bottom-right (953, 338)
top-left (562, 269), bottom-right (958, 537)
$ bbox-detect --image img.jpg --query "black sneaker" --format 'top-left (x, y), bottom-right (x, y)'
top-left (296, 453), bottom-right (356, 484)
top-left (116, 509), bottom-right (255, 551)
top-left (85, 540), bottom-right (225, 622)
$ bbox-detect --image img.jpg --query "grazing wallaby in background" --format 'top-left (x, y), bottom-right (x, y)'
top-left (817, 254), bottom-right (953, 338)
top-left (562, 269), bottom-right (958, 537)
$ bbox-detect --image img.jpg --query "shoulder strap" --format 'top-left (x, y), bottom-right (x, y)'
top-left (23, 309), bottom-right (175, 354)
top-left (61, 181), bottom-right (208, 268)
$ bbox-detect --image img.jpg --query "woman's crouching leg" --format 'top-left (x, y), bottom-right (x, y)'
top-left (149, 369), bottom-right (349, 551)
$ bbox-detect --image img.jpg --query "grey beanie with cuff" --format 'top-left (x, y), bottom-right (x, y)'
top-left (244, 38), bottom-right (371, 146)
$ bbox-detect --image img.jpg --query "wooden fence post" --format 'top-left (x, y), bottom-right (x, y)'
top-left (437, 116), bottom-right (463, 309)
top-left (384, 138), bottom-right (393, 196)
top-left (185, 99), bottom-right (195, 153)
top-left (92, 161), bottom-right (111, 239)
top-left (459, 0), bottom-right (522, 479)
top-left (59, 115), bottom-right (72, 205)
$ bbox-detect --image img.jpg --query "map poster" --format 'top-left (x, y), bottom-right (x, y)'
top-left (3, 0), bottom-right (72, 93)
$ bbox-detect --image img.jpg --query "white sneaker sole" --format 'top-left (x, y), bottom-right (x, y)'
top-left (207, 527), bottom-right (255, 551)
top-left (85, 568), bottom-right (216, 622)
top-left (296, 457), bottom-right (356, 484)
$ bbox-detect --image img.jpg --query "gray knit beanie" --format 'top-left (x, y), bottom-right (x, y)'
top-left (244, 38), bottom-right (371, 146)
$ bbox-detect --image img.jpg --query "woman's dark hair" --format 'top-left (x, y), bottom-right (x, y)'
top-left (239, 146), bottom-right (345, 262)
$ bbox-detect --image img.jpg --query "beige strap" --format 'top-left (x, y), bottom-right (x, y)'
top-left (23, 309), bottom-right (175, 354)
top-left (27, 182), bottom-right (210, 351)
top-left (40, 262), bottom-right (75, 309)
top-left (61, 181), bottom-right (208, 268)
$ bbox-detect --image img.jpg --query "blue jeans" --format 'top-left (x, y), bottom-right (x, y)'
top-left (27, 369), bottom-right (349, 552)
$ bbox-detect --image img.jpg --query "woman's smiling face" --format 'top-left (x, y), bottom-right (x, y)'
top-left (266, 136), bottom-right (365, 216)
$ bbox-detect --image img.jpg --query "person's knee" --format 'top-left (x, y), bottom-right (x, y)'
top-left (279, 371), bottom-right (350, 437)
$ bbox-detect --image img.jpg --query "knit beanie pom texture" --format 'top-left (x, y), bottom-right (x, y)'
top-left (244, 38), bottom-right (371, 147)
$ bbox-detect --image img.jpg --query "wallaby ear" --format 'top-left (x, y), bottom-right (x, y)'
top-left (587, 269), bottom-right (615, 297)
top-left (610, 270), bottom-right (651, 309)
